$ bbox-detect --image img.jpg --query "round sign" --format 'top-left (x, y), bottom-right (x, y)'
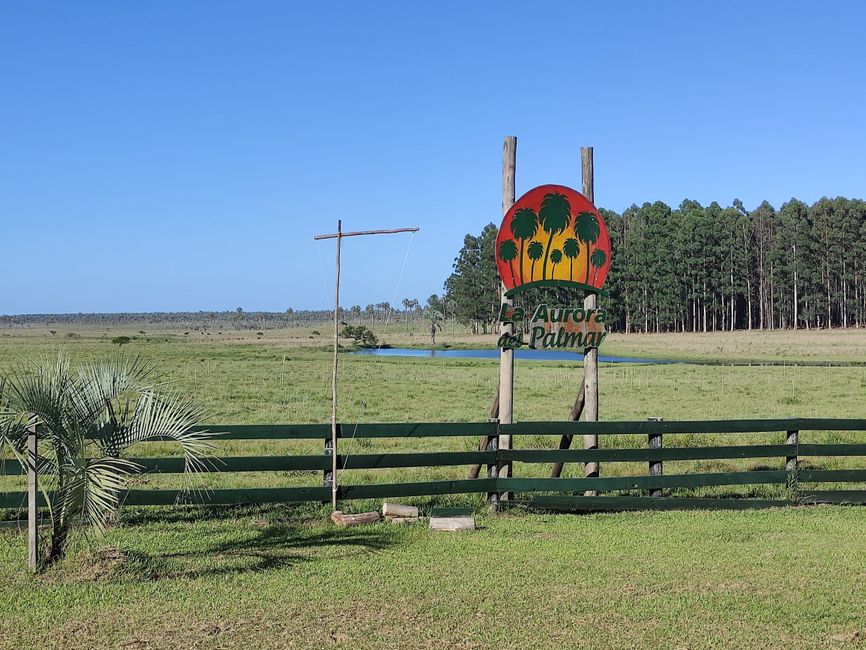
top-left (495, 184), bottom-right (611, 296)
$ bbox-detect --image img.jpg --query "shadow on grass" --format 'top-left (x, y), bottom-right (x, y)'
top-left (121, 501), bottom-right (326, 526)
top-left (139, 522), bottom-right (399, 580)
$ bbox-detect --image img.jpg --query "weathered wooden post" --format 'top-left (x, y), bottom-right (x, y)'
top-left (785, 427), bottom-right (799, 499)
top-left (497, 135), bottom-right (517, 503)
top-left (329, 220), bottom-right (342, 509)
top-left (323, 428), bottom-right (336, 501)
top-left (647, 417), bottom-right (663, 498)
top-left (486, 431), bottom-right (499, 508)
top-left (785, 428), bottom-right (799, 472)
top-left (581, 146), bottom-right (600, 495)
top-left (27, 415), bottom-right (38, 571)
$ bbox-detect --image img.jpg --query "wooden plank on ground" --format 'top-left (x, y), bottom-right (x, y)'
top-left (429, 516), bottom-right (475, 531)
top-left (381, 503), bottom-right (419, 518)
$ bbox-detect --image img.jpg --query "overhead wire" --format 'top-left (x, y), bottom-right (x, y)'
top-left (340, 231), bottom-right (416, 470)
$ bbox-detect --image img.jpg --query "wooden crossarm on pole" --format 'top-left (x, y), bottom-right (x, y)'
top-left (314, 227), bottom-right (419, 241)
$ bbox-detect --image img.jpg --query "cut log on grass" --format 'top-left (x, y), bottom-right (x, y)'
top-left (381, 502), bottom-right (419, 518)
top-left (330, 511), bottom-right (380, 527)
top-left (429, 516), bottom-right (475, 531)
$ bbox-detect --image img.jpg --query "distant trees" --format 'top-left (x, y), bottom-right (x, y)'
top-left (603, 196), bottom-right (866, 332)
top-left (443, 224), bottom-right (500, 333)
top-left (440, 195), bottom-right (866, 334)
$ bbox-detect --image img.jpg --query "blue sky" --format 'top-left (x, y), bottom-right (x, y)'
top-left (2, 1), bottom-right (864, 314)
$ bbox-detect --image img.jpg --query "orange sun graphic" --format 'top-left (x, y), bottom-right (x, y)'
top-left (495, 184), bottom-right (611, 296)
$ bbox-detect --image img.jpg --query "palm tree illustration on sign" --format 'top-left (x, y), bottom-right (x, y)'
top-left (510, 207), bottom-right (538, 285)
top-left (527, 241), bottom-right (544, 281)
top-left (498, 239), bottom-right (519, 286)
top-left (563, 237), bottom-right (580, 281)
top-left (538, 192), bottom-right (571, 281)
top-left (550, 248), bottom-right (563, 278)
top-left (590, 248), bottom-right (607, 286)
top-left (574, 210), bottom-right (600, 284)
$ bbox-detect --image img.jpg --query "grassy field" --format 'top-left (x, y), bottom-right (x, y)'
top-left (1, 325), bottom-right (865, 648)
top-left (2, 507), bottom-right (866, 649)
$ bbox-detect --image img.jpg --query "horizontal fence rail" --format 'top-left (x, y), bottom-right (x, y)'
top-left (3, 419), bottom-right (866, 511)
top-left (501, 418), bottom-right (866, 435)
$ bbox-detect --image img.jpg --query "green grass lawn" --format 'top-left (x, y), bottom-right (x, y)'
top-left (1, 505), bottom-right (864, 649)
top-left (1, 327), bottom-right (865, 648)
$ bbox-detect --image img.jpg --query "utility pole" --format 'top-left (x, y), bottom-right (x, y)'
top-left (313, 224), bottom-right (419, 510)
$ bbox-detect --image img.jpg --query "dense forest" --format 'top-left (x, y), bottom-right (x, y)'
top-left (441, 196), bottom-right (866, 333)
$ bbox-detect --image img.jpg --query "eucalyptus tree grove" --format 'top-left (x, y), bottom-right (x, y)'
top-left (443, 196), bottom-right (866, 333)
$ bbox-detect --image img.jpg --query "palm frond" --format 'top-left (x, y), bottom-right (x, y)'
top-left (6, 353), bottom-right (78, 447)
top-left (60, 456), bottom-right (142, 534)
top-left (73, 354), bottom-right (158, 432)
top-left (111, 389), bottom-right (216, 474)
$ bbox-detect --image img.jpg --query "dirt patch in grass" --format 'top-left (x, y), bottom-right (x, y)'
top-left (44, 546), bottom-right (165, 584)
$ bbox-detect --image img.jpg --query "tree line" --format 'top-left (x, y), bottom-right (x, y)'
top-left (1, 302), bottom-right (447, 332)
top-left (441, 196), bottom-right (866, 332)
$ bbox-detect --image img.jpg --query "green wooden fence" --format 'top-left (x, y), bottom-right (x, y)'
top-left (2, 418), bottom-right (866, 511)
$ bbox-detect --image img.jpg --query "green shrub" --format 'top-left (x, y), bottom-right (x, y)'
top-left (340, 324), bottom-right (378, 348)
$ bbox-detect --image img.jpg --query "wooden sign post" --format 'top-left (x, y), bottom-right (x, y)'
top-left (491, 142), bottom-right (611, 491)
top-left (314, 224), bottom-right (419, 510)
top-left (496, 136), bottom-right (517, 504)
top-left (581, 147), bottom-right (600, 492)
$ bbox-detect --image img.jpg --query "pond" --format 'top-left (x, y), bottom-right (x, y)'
top-left (351, 347), bottom-right (676, 364)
